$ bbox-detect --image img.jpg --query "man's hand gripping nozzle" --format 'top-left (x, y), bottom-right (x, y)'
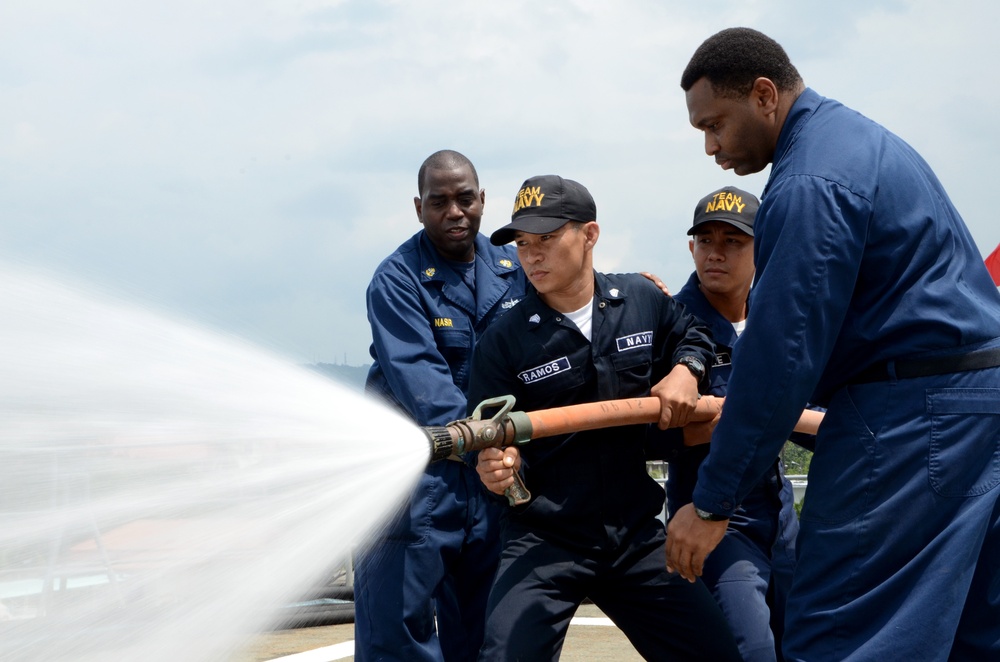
top-left (424, 395), bottom-right (533, 506)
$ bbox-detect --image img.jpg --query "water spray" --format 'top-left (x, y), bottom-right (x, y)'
top-left (0, 265), bottom-right (431, 662)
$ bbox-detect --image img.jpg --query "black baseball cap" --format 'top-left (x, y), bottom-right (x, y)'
top-left (490, 174), bottom-right (597, 246)
top-left (688, 186), bottom-right (759, 237)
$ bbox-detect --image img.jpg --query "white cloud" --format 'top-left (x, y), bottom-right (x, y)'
top-left (1, 0), bottom-right (997, 365)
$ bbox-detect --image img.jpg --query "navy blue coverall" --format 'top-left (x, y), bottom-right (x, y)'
top-left (468, 272), bottom-right (741, 662)
top-left (649, 271), bottom-right (802, 662)
top-left (357, 231), bottom-right (526, 662)
top-left (693, 88), bottom-right (1000, 661)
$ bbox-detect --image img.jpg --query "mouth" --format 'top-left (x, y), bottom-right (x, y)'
top-left (715, 158), bottom-right (733, 170)
top-left (446, 226), bottom-right (470, 239)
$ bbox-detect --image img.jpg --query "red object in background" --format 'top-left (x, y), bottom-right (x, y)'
top-left (986, 243), bottom-right (1000, 286)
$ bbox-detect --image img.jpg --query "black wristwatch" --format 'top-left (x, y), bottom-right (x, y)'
top-left (694, 506), bottom-right (729, 522)
top-left (676, 356), bottom-right (706, 381)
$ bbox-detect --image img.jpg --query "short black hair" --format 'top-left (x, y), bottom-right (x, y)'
top-left (417, 150), bottom-right (480, 196)
top-left (681, 27), bottom-right (802, 98)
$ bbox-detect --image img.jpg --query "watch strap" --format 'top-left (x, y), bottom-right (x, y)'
top-left (694, 506), bottom-right (728, 522)
top-left (677, 355), bottom-right (706, 380)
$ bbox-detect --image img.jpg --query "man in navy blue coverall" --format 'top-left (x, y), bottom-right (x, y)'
top-left (473, 174), bottom-right (741, 661)
top-left (649, 185), bottom-right (804, 662)
top-left (666, 28), bottom-right (1000, 661)
top-left (357, 150), bottom-right (527, 661)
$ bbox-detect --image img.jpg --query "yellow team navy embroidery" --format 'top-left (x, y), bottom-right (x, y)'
top-left (704, 190), bottom-right (746, 214)
top-left (424, 267), bottom-right (436, 278)
top-left (499, 259), bottom-right (513, 268)
top-left (434, 318), bottom-right (454, 327)
top-left (512, 186), bottom-right (545, 213)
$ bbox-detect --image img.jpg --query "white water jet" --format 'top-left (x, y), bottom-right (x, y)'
top-left (0, 264), bottom-right (428, 661)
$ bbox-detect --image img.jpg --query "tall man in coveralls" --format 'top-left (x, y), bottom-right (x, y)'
top-left (473, 175), bottom-right (741, 661)
top-left (666, 28), bottom-right (1000, 660)
top-left (358, 150), bottom-right (527, 661)
top-left (649, 186), bottom-right (806, 662)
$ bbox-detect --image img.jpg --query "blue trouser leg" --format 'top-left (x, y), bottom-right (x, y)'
top-left (355, 461), bottom-right (500, 662)
top-left (784, 369), bottom-right (1000, 661)
top-left (702, 516), bottom-right (777, 662)
top-left (594, 524), bottom-right (742, 662)
top-left (477, 530), bottom-right (583, 662)
top-left (693, 463), bottom-right (798, 662)
top-left (949, 491), bottom-right (1000, 660)
top-left (767, 472), bottom-right (798, 662)
top-left (432, 467), bottom-right (501, 661)
top-left (479, 523), bottom-right (741, 662)
top-left (354, 487), bottom-right (438, 662)
top-left (700, 466), bottom-right (798, 662)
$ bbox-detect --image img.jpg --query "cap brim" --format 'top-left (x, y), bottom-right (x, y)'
top-left (490, 216), bottom-right (573, 245)
top-left (687, 218), bottom-right (754, 237)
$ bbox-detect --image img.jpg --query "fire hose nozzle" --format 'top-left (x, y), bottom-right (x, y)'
top-left (424, 395), bottom-right (533, 505)
top-left (425, 395), bottom-right (533, 460)
top-left (425, 425), bottom-right (458, 463)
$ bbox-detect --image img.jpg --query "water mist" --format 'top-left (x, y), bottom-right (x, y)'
top-left (0, 264), bottom-right (428, 661)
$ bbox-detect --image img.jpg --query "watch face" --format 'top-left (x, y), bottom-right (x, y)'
top-left (695, 506), bottom-right (727, 521)
top-left (680, 356), bottom-right (705, 379)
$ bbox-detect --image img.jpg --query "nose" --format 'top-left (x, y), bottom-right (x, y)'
top-left (519, 244), bottom-right (543, 264)
top-left (446, 201), bottom-right (464, 219)
top-left (704, 132), bottom-right (719, 157)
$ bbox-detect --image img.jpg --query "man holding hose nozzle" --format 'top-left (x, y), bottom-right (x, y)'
top-left (471, 174), bottom-right (741, 661)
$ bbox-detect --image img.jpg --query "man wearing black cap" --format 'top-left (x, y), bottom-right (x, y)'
top-left (469, 175), bottom-right (741, 661)
top-left (648, 186), bottom-right (811, 662)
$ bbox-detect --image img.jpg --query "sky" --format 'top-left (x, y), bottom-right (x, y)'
top-left (2, 0), bottom-right (999, 367)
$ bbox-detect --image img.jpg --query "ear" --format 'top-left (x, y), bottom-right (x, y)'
top-left (751, 77), bottom-right (779, 118)
top-left (689, 239), bottom-right (695, 257)
top-left (584, 222), bottom-right (600, 248)
top-left (413, 196), bottom-right (423, 223)
top-left (479, 188), bottom-right (486, 206)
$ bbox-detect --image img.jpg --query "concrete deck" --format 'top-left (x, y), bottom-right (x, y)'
top-left (230, 603), bottom-right (644, 662)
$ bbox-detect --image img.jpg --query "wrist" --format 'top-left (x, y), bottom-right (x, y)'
top-left (693, 505), bottom-right (729, 522)
top-left (676, 356), bottom-right (706, 381)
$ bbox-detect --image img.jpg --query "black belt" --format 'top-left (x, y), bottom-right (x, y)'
top-left (850, 346), bottom-right (1000, 384)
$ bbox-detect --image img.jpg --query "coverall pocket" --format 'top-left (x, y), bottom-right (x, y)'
top-left (382, 470), bottom-right (440, 545)
top-left (433, 327), bottom-right (471, 384)
top-left (927, 388), bottom-right (1000, 498)
top-left (799, 387), bottom-right (877, 525)
top-left (609, 345), bottom-right (652, 394)
top-left (523, 363), bottom-right (586, 403)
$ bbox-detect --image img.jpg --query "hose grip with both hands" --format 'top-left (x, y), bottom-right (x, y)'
top-left (422, 393), bottom-right (810, 507)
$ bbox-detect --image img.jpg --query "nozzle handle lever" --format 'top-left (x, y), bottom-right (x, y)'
top-left (468, 396), bottom-right (531, 506)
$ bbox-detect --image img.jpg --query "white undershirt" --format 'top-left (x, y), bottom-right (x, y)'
top-left (732, 318), bottom-right (747, 337)
top-left (564, 300), bottom-right (594, 341)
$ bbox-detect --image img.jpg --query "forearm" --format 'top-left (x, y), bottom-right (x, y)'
top-left (368, 281), bottom-right (468, 425)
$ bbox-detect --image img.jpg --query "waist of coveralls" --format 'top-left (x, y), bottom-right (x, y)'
top-left (850, 346), bottom-right (1000, 384)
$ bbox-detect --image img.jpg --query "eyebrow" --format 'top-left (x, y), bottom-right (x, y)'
top-left (693, 228), bottom-right (749, 237)
top-left (692, 113), bottom-right (717, 129)
top-left (427, 188), bottom-right (476, 200)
